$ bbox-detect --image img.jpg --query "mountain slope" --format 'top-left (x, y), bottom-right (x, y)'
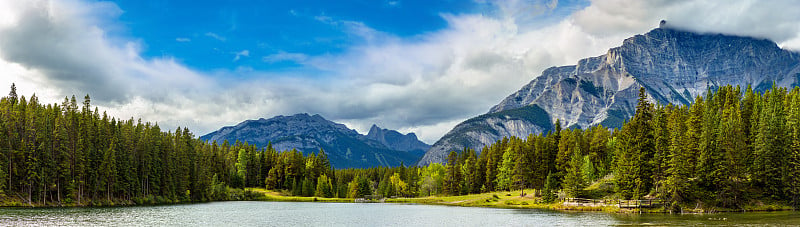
top-left (200, 113), bottom-right (425, 168)
top-left (418, 25), bottom-right (800, 165)
top-left (365, 124), bottom-right (430, 157)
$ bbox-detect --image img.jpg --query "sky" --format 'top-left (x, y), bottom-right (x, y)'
top-left (1, 0), bottom-right (800, 144)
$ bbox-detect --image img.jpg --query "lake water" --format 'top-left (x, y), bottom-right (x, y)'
top-left (1, 201), bottom-right (799, 226)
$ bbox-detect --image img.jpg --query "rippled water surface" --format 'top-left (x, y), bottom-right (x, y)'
top-left (1, 201), bottom-right (798, 226)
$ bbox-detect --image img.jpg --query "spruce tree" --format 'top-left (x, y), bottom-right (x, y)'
top-left (542, 171), bottom-right (558, 203)
top-left (614, 87), bottom-right (655, 199)
top-left (753, 87), bottom-right (788, 199)
top-left (563, 142), bottom-right (585, 198)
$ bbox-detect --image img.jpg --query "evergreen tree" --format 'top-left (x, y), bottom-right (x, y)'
top-left (443, 150), bottom-right (461, 195)
top-left (753, 87), bottom-right (788, 199)
top-left (495, 147), bottom-right (517, 191)
top-left (542, 171), bottom-right (558, 203)
top-left (563, 142), bottom-right (585, 198)
top-left (614, 87), bottom-right (655, 199)
top-left (315, 174), bottom-right (333, 198)
top-left (664, 106), bottom-right (691, 208)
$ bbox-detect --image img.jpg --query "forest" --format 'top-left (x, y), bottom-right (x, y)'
top-left (2, 83), bottom-right (800, 210)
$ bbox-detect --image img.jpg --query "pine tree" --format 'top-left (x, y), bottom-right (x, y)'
top-left (696, 89), bottom-right (723, 198)
top-left (664, 106), bottom-right (691, 209)
top-left (512, 143), bottom-right (531, 194)
top-left (563, 142), bottom-right (585, 198)
top-left (651, 105), bottom-right (670, 196)
top-left (100, 140), bottom-right (117, 202)
top-left (495, 147), bottom-right (517, 191)
top-left (542, 171), bottom-right (558, 203)
top-left (315, 174), bottom-right (333, 198)
top-left (460, 148), bottom-right (478, 194)
top-left (716, 86), bottom-right (746, 207)
top-left (753, 87), bottom-right (789, 199)
top-left (444, 150), bottom-right (460, 195)
top-left (614, 87), bottom-right (655, 199)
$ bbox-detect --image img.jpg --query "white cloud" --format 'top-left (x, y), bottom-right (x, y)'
top-left (233, 50), bottom-right (249, 62)
top-left (1, 0), bottom-right (800, 144)
top-left (313, 15), bottom-right (394, 44)
top-left (571, 0), bottom-right (800, 48)
top-left (205, 32), bottom-right (226, 41)
top-left (176, 37), bottom-right (191, 42)
top-left (262, 51), bottom-right (309, 64)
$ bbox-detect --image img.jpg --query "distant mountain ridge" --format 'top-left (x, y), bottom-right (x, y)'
top-left (417, 25), bottom-right (800, 165)
top-left (200, 113), bottom-right (429, 168)
top-left (365, 124), bottom-right (430, 157)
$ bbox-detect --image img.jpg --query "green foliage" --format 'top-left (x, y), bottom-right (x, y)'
top-left (495, 148), bottom-right (517, 191)
top-left (418, 163), bottom-right (445, 196)
top-left (0, 84), bottom-right (336, 205)
top-left (542, 172), bottom-right (557, 203)
top-left (7, 83), bottom-right (800, 210)
top-left (614, 87), bottom-right (655, 199)
top-left (563, 146), bottom-right (586, 198)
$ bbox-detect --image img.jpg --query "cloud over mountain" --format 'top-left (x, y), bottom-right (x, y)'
top-left (1, 0), bottom-right (799, 143)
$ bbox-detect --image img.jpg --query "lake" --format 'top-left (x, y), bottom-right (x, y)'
top-left (1, 201), bottom-right (799, 226)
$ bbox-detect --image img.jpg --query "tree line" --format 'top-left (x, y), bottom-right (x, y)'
top-left (0, 84), bottom-right (431, 205)
top-left (0, 84), bottom-right (338, 205)
top-left (421, 85), bottom-right (800, 211)
top-left (256, 83), bottom-right (800, 210)
top-left (3, 83), bottom-right (800, 210)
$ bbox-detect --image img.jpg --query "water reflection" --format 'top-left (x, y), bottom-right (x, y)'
top-left (0, 202), bottom-right (797, 226)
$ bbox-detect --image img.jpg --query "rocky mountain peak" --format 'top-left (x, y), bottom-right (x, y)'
top-left (418, 27), bottom-right (800, 166)
top-left (365, 124), bottom-right (431, 157)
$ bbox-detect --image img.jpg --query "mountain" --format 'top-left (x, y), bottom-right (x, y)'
top-left (199, 113), bottom-right (426, 168)
top-left (365, 124), bottom-right (431, 157)
top-left (418, 24), bottom-right (800, 166)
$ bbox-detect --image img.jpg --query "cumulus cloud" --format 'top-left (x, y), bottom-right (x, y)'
top-left (0, 0), bottom-right (213, 122)
top-left (571, 0), bottom-right (800, 48)
top-left (1, 0), bottom-right (800, 144)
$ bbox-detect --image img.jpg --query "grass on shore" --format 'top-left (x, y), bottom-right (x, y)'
top-left (210, 188), bottom-right (798, 214)
top-left (385, 190), bottom-right (619, 212)
top-left (247, 188), bottom-right (352, 203)
top-left (245, 188), bottom-right (619, 212)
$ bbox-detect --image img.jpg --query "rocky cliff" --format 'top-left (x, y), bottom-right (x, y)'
top-left (417, 26), bottom-right (800, 166)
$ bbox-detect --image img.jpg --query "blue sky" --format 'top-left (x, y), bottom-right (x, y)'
top-left (1, 0), bottom-right (799, 143)
top-left (114, 0), bottom-right (473, 71)
top-left (109, 0), bottom-right (587, 73)
top-left (112, 0), bottom-right (462, 71)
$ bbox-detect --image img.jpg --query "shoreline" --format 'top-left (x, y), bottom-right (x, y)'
top-left (3, 188), bottom-right (795, 214)
top-left (250, 189), bottom-right (796, 214)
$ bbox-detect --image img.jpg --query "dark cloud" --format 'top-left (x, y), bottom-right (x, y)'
top-left (0, 2), bottom-right (131, 103)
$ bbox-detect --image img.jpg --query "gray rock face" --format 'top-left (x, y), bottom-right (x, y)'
top-left (417, 27), bottom-right (800, 166)
top-left (365, 124), bottom-right (431, 157)
top-left (200, 113), bottom-right (423, 168)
